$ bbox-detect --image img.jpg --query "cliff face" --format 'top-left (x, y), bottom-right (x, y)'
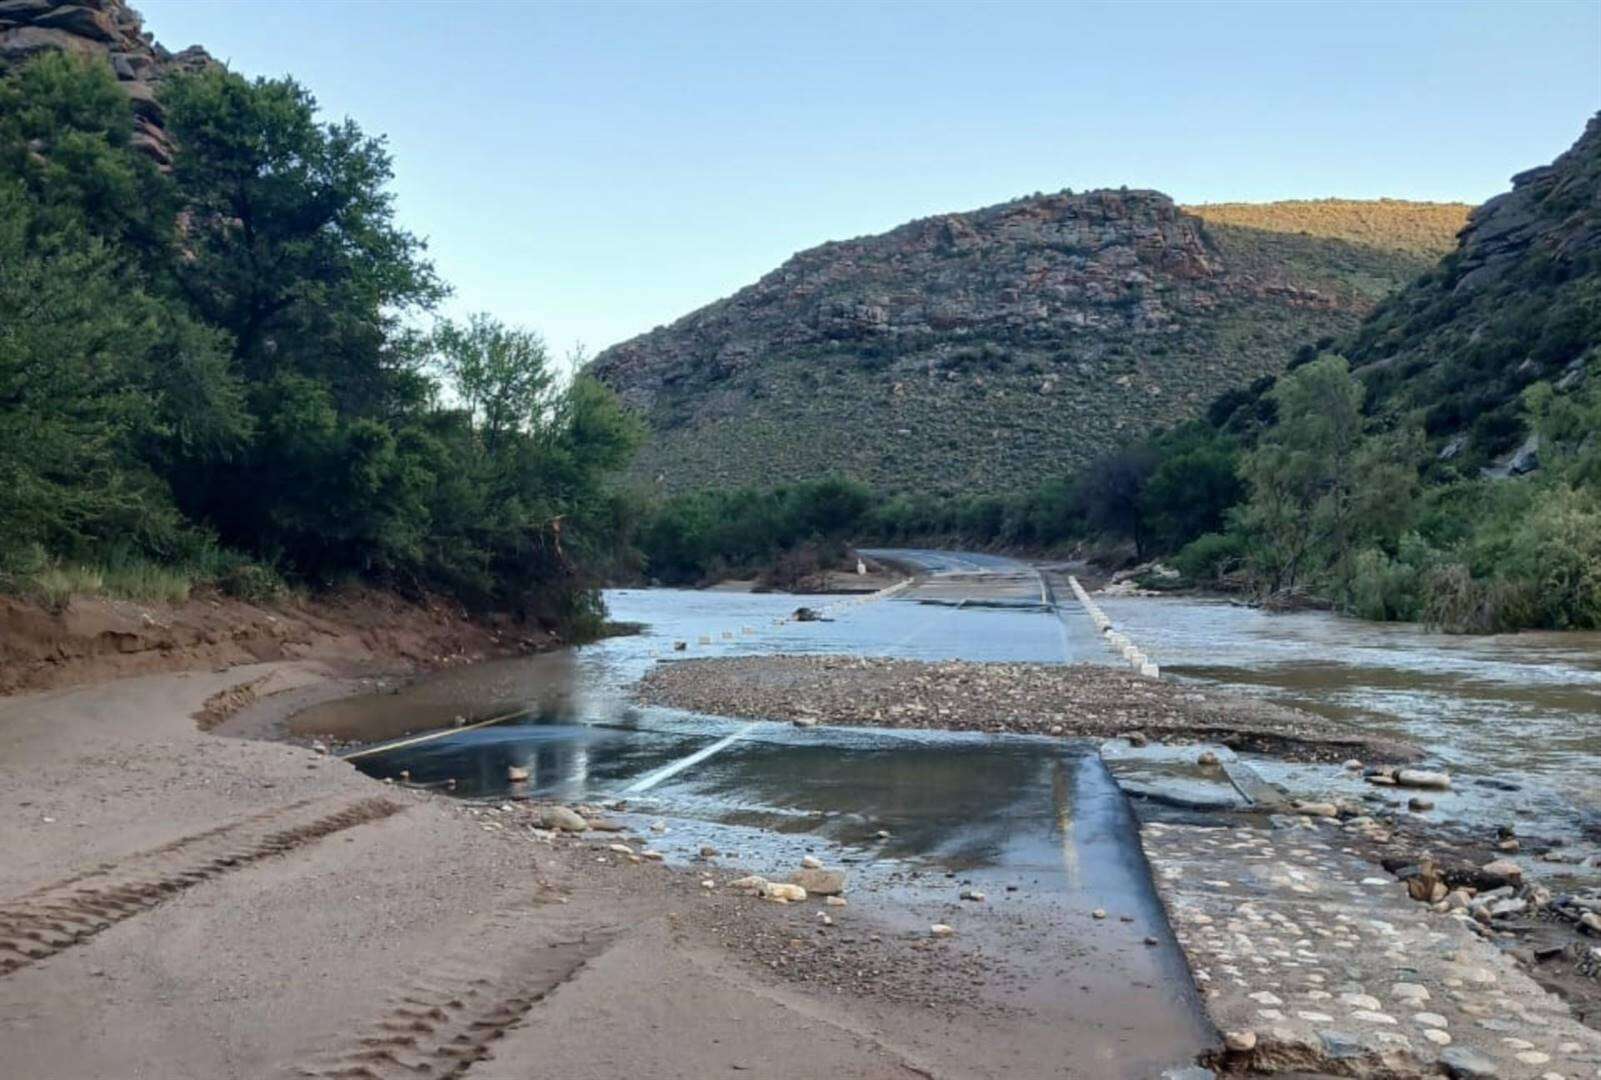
top-left (0, 0), bottom-right (213, 165)
top-left (592, 190), bottom-right (1467, 494)
top-left (1347, 114), bottom-right (1601, 469)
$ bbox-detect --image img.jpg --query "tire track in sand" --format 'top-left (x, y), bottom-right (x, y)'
top-left (284, 918), bottom-right (614, 1079)
top-left (0, 796), bottom-right (404, 978)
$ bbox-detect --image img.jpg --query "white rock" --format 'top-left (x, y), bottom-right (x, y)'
top-left (1395, 769), bottom-right (1451, 790)
top-left (789, 868), bottom-right (846, 895)
top-left (801, 855), bottom-right (823, 869)
top-left (930, 923), bottom-right (955, 937)
top-left (1481, 859), bottom-right (1522, 881)
top-left (1223, 1030), bottom-right (1257, 1052)
top-left (539, 806), bottom-right (589, 832)
top-left (1391, 982), bottom-right (1430, 1004)
top-left (824, 896), bottom-right (847, 907)
top-left (700, 879), bottom-right (715, 890)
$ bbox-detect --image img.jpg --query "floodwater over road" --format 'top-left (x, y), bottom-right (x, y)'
top-left (1100, 595), bottom-right (1601, 844)
top-left (306, 560), bottom-right (1215, 1075)
top-left (299, 550), bottom-right (1601, 1071)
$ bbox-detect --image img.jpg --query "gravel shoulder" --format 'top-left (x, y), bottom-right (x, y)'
top-left (635, 654), bottom-right (1422, 763)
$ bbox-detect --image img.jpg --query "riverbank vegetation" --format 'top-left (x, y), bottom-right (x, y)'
top-left (633, 354), bottom-right (1601, 632)
top-left (0, 54), bottom-right (638, 632)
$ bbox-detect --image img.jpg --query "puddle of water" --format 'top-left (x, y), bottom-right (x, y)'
top-left (288, 653), bottom-right (581, 743)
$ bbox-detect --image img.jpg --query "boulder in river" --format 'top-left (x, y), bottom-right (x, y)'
top-left (1480, 858), bottom-right (1523, 883)
top-left (1395, 768), bottom-right (1451, 790)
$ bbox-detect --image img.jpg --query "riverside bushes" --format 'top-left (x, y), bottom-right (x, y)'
top-left (0, 54), bottom-right (637, 629)
top-left (635, 355), bottom-right (1601, 633)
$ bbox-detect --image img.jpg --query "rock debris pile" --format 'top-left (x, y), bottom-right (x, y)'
top-left (638, 654), bottom-right (1417, 763)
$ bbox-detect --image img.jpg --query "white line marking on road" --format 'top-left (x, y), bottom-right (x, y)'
top-left (619, 721), bottom-right (761, 794)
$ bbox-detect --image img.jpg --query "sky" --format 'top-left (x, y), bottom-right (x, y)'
top-left (138, 0), bottom-right (1600, 357)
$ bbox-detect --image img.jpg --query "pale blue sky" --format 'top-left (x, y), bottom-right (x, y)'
top-left (139, 0), bottom-right (1600, 356)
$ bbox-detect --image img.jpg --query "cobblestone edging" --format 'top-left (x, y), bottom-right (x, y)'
top-left (1140, 818), bottom-right (1601, 1077)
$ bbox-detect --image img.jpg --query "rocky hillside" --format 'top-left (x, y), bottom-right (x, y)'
top-left (1346, 113), bottom-right (1601, 472)
top-left (593, 191), bottom-right (1468, 494)
top-left (0, 0), bottom-right (212, 165)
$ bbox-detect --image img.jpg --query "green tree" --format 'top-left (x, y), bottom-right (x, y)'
top-left (0, 52), bottom-right (171, 257)
top-left (1237, 355), bottom-right (1369, 593)
top-left (0, 54), bottom-right (244, 570)
top-left (1139, 423), bottom-right (1243, 551)
top-left (433, 315), bottom-right (556, 457)
top-left (161, 68), bottom-right (443, 394)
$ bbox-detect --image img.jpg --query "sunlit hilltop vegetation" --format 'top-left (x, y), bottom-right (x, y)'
top-left (1186, 199), bottom-right (1471, 258)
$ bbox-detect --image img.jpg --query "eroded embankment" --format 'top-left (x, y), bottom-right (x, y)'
top-left (635, 654), bottom-right (1421, 764)
top-left (0, 587), bottom-right (546, 696)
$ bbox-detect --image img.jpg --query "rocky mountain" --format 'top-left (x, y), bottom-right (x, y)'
top-left (0, 0), bottom-right (213, 165)
top-left (1344, 113), bottom-right (1601, 472)
top-left (593, 191), bottom-right (1468, 494)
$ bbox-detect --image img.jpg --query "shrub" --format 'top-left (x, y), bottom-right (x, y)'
top-left (1173, 532), bottom-right (1246, 581)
